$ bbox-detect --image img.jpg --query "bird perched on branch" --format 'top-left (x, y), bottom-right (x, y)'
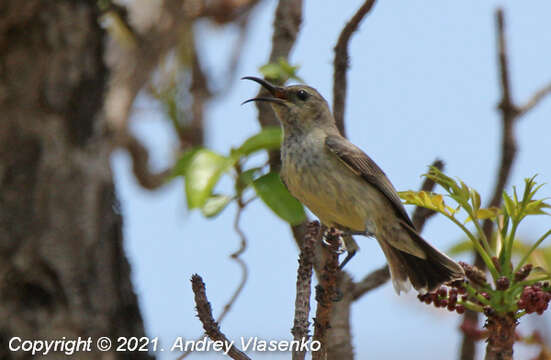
top-left (242, 76), bottom-right (464, 294)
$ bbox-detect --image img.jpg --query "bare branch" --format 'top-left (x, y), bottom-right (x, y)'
top-left (181, 40), bottom-right (210, 148)
top-left (351, 265), bottom-right (390, 300)
top-left (190, 274), bottom-right (252, 360)
top-left (491, 8), bottom-right (518, 211)
top-left (517, 82), bottom-right (551, 117)
top-left (411, 159), bottom-right (445, 230)
top-left (291, 222), bottom-right (320, 360)
top-left (254, 0), bottom-right (304, 131)
top-left (496, 9), bottom-right (516, 117)
top-left (332, 0), bottom-right (376, 135)
top-left (312, 228), bottom-right (341, 360)
top-left (118, 132), bottom-right (171, 190)
top-left (462, 9), bottom-right (517, 360)
top-left (179, 190), bottom-right (250, 360)
top-left (219, 199), bottom-right (250, 322)
top-left (269, 1), bottom-right (304, 65)
top-left (352, 159), bottom-right (445, 300)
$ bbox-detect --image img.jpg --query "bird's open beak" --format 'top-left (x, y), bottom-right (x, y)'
top-left (241, 76), bottom-right (287, 105)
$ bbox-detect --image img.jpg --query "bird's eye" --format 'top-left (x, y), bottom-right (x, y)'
top-left (297, 89), bottom-right (309, 101)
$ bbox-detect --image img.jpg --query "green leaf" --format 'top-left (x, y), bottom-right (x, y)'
top-left (185, 149), bottom-right (234, 209)
top-left (425, 166), bottom-right (457, 192)
top-left (477, 207), bottom-right (502, 220)
top-left (237, 167), bottom-right (262, 189)
top-left (170, 147), bottom-right (202, 178)
top-left (258, 63), bottom-right (283, 81)
top-left (259, 58), bottom-right (303, 83)
top-left (235, 127), bottom-right (282, 157)
top-left (398, 190), bottom-right (447, 214)
top-left (471, 189), bottom-right (481, 212)
top-left (253, 172), bottom-right (306, 225)
top-left (503, 191), bottom-right (515, 217)
top-left (201, 195), bottom-right (232, 218)
top-left (525, 199), bottom-right (551, 215)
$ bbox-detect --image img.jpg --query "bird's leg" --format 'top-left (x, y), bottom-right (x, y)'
top-left (321, 228), bottom-right (361, 270)
top-left (338, 248), bottom-right (357, 270)
top-left (339, 231), bottom-right (365, 269)
top-left (321, 227), bottom-right (347, 253)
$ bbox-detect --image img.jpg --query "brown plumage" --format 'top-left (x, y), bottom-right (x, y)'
top-left (243, 76), bottom-right (465, 293)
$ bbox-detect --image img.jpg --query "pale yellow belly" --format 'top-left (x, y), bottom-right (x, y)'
top-left (282, 153), bottom-right (385, 233)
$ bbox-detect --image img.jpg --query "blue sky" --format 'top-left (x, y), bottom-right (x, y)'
top-left (112, 1), bottom-right (551, 359)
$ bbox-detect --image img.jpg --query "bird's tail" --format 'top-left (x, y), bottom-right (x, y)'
top-left (378, 223), bottom-right (465, 294)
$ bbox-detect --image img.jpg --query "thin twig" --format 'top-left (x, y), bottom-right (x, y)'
top-left (517, 82), bottom-right (551, 117)
top-left (412, 159), bottom-right (445, 229)
top-left (352, 159), bottom-right (445, 300)
top-left (117, 132), bottom-right (171, 190)
top-left (190, 275), bottom-right (252, 360)
top-left (105, 0), bottom-right (258, 131)
top-left (254, 0), bottom-right (303, 130)
top-left (291, 222), bottom-right (320, 360)
top-left (312, 228), bottom-right (341, 360)
top-left (351, 265), bottom-right (390, 300)
top-left (222, 200), bottom-right (250, 321)
top-left (462, 9), bottom-right (516, 360)
top-left (178, 198), bottom-right (250, 360)
top-left (332, 0), bottom-right (376, 135)
top-left (185, 39), bottom-right (211, 149)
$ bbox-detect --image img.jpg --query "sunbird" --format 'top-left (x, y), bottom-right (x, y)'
top-left (243, 76), bottom-right (464, 293)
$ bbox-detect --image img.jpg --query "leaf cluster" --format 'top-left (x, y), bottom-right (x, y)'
top-left (399, 167), bottom-right (551, 316)
top-left (170, 127), bottom-right (306, 225)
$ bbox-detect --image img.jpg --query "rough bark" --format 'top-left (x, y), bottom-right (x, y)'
top-left (0, 1), bottom-right (150, 359)
top-left (485, 314), bottom-right (517, 360)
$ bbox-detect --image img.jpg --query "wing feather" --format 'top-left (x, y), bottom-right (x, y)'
top-left (325, 135), bottom-right (414, 228)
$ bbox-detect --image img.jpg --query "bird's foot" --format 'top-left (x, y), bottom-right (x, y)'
top-left (321, 228), bottom-right (347, 254)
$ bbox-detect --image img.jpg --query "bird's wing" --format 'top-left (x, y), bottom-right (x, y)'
top-left (325, 135), bottom-right (415, 228)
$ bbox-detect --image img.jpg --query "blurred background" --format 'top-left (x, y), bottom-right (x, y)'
top-left (2, 0), bottom-right (550, 359)
top-left (113, 1), bottom-right (551, 359)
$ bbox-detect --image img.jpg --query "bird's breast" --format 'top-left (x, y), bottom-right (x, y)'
top-left (280, 134), bottom-right (380, 233)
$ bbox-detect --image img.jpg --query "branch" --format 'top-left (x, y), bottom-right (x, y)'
top-left (269, 0), bottom-right (304, 65)
top-left (180, 39), bottom-right (210, 148)
top-left (352, 159), bottom-right (445, 300)
top-left (253, 0), bottom-right (303, 169)
top-left (106, 0), bottom-right (258, 167)
top-left (351, 265), bottom-right (389, 300)
top-left (496, 9), bottom-right (516, 118)
top-left (517, 82), bottom-right (551, 117)
top-left (332, 0), bottom-right (376, 135)
top-left (291, 222), bottom-right (320, 360)
top-left (490, 8), bottom-right (518, 211)
top-left (411, 159), bottom-right (445, 229)
top-left (463, 9), bottom-right (516, 360)
top-left (221, 197), bottom-right (250, 322)
top-left (190, 275), bottom-right (252, 360)
top-left (118, 132), bottom-right (171, 190)
top-left (254, 0), bottom-right (303, 131)
top-left (312, 228), bottom-right (341, 360)
top-left (179, 190), bottom-right (250, 360)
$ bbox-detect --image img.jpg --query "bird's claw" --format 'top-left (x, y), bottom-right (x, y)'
top-left (321, 228), bottom-right (347, 254)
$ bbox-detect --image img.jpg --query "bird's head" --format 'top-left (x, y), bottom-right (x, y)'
top-left (242, 76), bottom-right (336, 135)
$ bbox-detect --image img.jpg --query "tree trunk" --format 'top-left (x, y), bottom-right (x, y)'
top-left (0, 1), bottom-right (151, 359)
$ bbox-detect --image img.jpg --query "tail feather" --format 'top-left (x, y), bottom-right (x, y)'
top-left (380, 224), bottom-right (465, 294)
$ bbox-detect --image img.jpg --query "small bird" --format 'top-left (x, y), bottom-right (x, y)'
top-left (242, 76), bottom-right (464, 294)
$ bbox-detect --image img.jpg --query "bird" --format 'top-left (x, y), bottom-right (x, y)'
top-left (242, 76), bottom-right (464, 294)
